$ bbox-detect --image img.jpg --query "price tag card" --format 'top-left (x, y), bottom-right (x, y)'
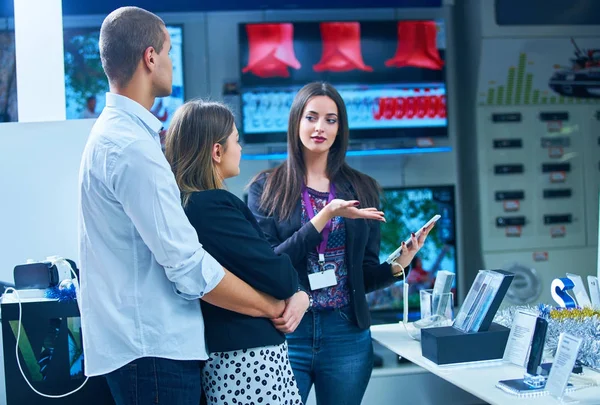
top-left (503, 200), bottom-right (520, 212)
top-left (416, 137), bottom-right (434, 147)
top-left (548, 147), bottom-right (564, 158)
top-left (533, 251), bottom-right (549, 262)
top-left (550, 171), bottom-right (567, 183)
top-left (546, 333), bottom-right (583, 400)
top-left (506, 226), bottom-right (522, 237)
top-left (550, 226), bottom-right (566, 238)
top-left (547, 121), bottom-right (563, 133)
top-left (502, 310), bottom-right (538, 367)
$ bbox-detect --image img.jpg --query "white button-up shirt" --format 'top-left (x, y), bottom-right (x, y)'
top-left (78, 93), bottom-right (224, 377)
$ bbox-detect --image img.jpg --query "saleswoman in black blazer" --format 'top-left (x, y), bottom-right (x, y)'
top-left (248, 82), bottom-right (433, 405)
top-left (165, 100), bottom-right (308, 405)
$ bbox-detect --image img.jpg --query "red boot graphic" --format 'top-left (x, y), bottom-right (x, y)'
top-left (313, 22), bottom-right (373, 73)
top-left (242, 23), bottom-right (301, 78)
top-left (385, 21), bottom-right (444, 70)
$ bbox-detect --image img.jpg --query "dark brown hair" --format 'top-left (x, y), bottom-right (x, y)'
top-left (165, 100), bottom-right (235, 206)
top-left (253, 82), bottom-right (380, 219)
top-left (99, 6), bottom-right (166, 88)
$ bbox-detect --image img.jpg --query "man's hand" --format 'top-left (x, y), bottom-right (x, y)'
top-left (271, 291), bottom-right (310, 334)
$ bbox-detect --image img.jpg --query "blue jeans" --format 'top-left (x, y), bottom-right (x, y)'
top-left (105, 357), bottom-right (202, 405)
top-left (287, 306), bottom-right (374, 405)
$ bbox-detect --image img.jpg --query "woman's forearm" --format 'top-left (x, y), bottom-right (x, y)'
top-left (309, 205), bottom-right (332, 233)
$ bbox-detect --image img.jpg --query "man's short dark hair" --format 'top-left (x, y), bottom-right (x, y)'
top-left (99, 7), bottom-right (166, 88)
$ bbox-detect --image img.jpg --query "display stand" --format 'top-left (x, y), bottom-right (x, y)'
top-left (1, 299), bottom-right (114, 405)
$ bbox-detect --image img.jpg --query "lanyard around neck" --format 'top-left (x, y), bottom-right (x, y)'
top-left (301, 183), bottom-right (336, 265)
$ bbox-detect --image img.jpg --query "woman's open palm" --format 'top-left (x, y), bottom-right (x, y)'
top-left (326, 199), bottom-right (385, 222)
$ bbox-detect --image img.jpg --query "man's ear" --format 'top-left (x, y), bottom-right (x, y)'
top-left (212, 143), bottom-right (222, 164)
top-left (142, 46), bottom-right (156, 72)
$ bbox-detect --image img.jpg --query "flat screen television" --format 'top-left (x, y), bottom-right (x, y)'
top-left (63, 25), bottom-right (185, 132)
top-left (0, 30), bottom-right (18, 122)
top-left (367, 184), bottom-right (458, 322)
top-left (238, 20), bottom-right (447, 144)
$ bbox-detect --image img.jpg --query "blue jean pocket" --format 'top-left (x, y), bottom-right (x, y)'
top-left (337, 306), bottom-right (355, 325)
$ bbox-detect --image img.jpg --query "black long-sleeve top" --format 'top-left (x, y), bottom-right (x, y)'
top-left (184, 189), bottom-right (298, 353)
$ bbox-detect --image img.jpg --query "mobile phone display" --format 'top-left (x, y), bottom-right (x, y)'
top-left (385, 214), bottom-right (440, 263)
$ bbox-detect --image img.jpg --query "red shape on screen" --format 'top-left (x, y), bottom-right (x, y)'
top-left (373, 97), bottom-right (398, 120)
top-left (438, 95), bottom-right (447, 118)
top-left (404, 97), bottom-right (416, 119)
top-left (373, 94), bottom-right (446, 121)
top-left (313, 22), bottom-right (373, 73)
top-left (385, 21), bottom-right (444, 70)
top-left (416, 96), bottom-right (428, 118)
top-left (427, 95), bottom-right (439, 118)
top-left (394, 97), bottom-right (406, 119)
top-left (242, 24), bottom-right (301, 78)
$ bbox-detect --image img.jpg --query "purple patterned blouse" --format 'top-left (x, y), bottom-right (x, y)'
top-left (301, 187), bottom-right (350, 310)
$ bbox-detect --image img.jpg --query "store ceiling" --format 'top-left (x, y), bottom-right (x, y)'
top-left (1, 0), bottom-right (441, 18)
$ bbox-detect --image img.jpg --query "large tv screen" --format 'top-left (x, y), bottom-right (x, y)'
top-left (238, 20), bottom-right (447, 143)
top-left (367, 185), bottom-right (458, 321)
top-left (63, 25), bottom-right (185, 132)
top-left (0, 30), bottom-right (18, 123)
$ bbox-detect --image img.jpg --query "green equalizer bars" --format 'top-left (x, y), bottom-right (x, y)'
top-left (523, 73), bottom-right (533, 104)
top-left (497, 86), bottom-right (505, 105)
top-left (483, 52), bottom-right (600, 105)
top-left (505, 67), bottom-right (516, 105)
top-left (514, 54), bottom-right (526, 104)
top-left (487, 88), bottom-right (495, 105)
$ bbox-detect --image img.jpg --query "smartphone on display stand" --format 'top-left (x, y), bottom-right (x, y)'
top-left (526, 317), bottom-right (548, 376)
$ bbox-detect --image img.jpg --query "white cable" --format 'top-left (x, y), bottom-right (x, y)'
top-left (4, 259), bottom-right (89, 398)
top-left (401, 281), bottom-right (412, 336)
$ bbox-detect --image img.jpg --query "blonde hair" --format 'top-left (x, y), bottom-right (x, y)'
top-left (165, 99), bottom-right (235, 206)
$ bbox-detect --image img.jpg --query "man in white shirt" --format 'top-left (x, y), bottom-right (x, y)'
top-left (78, 7), bottom-right (284, 405)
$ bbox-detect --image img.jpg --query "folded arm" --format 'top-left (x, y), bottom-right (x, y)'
top-left (185, 190), bottom-right (299, 300)
top-left (202, 269), bottom-right (285, 318)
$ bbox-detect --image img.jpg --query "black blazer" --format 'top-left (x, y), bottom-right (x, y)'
top-left (184, 189), bottom-right (298, 353)
top-left (248, 173), bottom-right (398, 330)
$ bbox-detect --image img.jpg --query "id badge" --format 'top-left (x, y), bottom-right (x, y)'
top-left (308, 269), bottom-right (337, 290)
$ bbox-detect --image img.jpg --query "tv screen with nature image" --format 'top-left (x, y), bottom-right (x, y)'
top-left (367, 185), bottom-right (457, 320)
top-left (0, 30), bottom-right (18, 123)
top-left (63, 25), bottom-right (184, 135)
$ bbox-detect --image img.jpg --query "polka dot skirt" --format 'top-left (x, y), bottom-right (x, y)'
top-left (203, 342), bottom-right (303, 405)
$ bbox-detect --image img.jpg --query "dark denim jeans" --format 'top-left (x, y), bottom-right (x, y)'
top-left (105, 357), bottom-right (202, 405)
top-left (287, 306), bottom-right (374, 405)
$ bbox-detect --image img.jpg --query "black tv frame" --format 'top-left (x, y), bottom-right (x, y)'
top-left (237, 19), bottom-right (449, 145)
